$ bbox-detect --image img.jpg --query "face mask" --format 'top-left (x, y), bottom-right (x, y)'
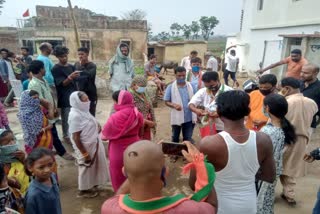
top-left (263, 107), bottom-right (270, 118)
top-left (192, 66), bottom-right (200, 73)
top-left (0, 143), bottom-right (19, 162)
top-left (176, 78), bottom-right (186, 84)
top-left (259, 88), bottom-right (273, 96)
top-left (136, 86), bottom-right (146, 94)
top-left (207, 84), bottom-right (220, 91)
top-left (79, 101), bottom-right (91, 112)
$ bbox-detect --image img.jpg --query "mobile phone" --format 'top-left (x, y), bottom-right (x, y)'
top-left (162, 141), bottom-right (187, 157)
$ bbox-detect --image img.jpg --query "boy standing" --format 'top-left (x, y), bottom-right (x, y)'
top-left (74, 47), bottom-right (97, 116)
top-left (52, 46), bottom-right (80, 144)
top-left (186, 57), bottom-right (204, 92)
top-left (16, 46), bottom-right (33, 82)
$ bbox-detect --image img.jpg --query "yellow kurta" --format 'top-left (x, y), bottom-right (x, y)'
top-left (283, 93), bottom-right (318, 177)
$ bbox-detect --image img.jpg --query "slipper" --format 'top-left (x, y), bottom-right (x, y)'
top-left (77, 191), bottom-right (98, 198)
top-left (281, 193), bottom-right (296, 206)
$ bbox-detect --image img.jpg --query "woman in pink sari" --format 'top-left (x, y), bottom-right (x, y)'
top-left (101, 90), bottom-right (144, 192)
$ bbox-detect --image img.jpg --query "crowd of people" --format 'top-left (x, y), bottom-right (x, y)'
top-left (0, 42), bottom-right (319, 214)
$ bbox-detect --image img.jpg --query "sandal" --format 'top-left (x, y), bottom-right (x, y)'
top-left (281, 193), bottom-right (297, 206)
top-left (77, 191), bottom-right (98, 198)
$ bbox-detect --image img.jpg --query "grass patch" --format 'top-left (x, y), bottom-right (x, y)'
top-left (135, 67), bottom-right (145, 75)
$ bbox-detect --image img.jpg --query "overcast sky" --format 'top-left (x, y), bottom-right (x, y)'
top-left (0, 0), bottom-right (242, 35)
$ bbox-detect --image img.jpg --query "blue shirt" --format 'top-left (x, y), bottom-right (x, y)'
top-left (22, 79), bottom-right (30, 91)
top-left (164, 83), bottom-right (196, 123)
top-left (25, 173), bottom-right (62, 214)
top-left (37, 55), bottom-right (54, 86)
top-left (190, 74), bottom-right (203, 91)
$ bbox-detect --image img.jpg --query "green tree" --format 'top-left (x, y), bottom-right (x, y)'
top-left (199, 16), bottom-right (219, 41)
top-left (190, 21), bottom-right (200, 39)
top-left (0, 0), bottom-right (5, 15)
top-left (182, 24), bottom-right (192, 40)
top-left (121, 9), bottom-right (147, 20)
top-left (170, 22), bottom-right (182, 37)
top-left (153, 31), bottom-right (170, 41)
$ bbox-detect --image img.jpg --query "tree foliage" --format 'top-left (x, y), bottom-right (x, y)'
top-left (152, 31), bottom-right (171, 41)
top-left (199, 16), bottom-right (219, 41)
top-left (190, 21), bottom-right (201, 39)
top-left (121, 9), bottom-right (147, 20)
top-left (182, 24), bottom-right (192, 40)
top-left (0, 0), bottom-right (5, 15)
top-left (170, 23), bottom-right (182, 37)
top-left (149, 16), bottom-right (219, 42)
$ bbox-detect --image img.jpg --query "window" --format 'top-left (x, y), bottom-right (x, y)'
top-left (257, 0), bottom-right (264, 10)
top-left (22, 40), bottom-right (35, 55)
top-left (80, 40), bottom-right (91, 50)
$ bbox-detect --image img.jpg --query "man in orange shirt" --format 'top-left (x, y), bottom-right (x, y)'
top-left (258, 49), bottom-right (308, 79)
top-left (246, 74), bottom-right (278, 130)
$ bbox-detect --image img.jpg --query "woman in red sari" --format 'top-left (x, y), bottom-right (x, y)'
top-left (101, 90), bottom-right (143, 192)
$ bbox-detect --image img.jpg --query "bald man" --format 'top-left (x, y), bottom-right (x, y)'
top-left (101, 140), bottom-right (217, 214)
top-left (301, 63), bottom-right (320, 131)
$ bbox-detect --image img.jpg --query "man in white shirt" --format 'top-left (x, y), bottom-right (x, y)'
top-left (181, 50), bottom-right (198, 72)
top-left (205, 52), bottom-right (218, 72)
top-left (186, 57), bottom-right (204, 92)
top-left (224, 45), bottom-right (239, 87)
top-left (189, 71), bottom-right (233, 136)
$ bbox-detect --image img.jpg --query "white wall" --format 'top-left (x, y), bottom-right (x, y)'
top-left (229, 0), bottom-right (320, 73)
top-left (252, 0), bottom-right (320, 29)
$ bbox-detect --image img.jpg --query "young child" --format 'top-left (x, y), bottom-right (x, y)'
top-left (0, 102), bottom-right (9, 130)
top-left (24, 148), bottom-right (61, 214)
top-left (0, 129), bottom-right (29, 195)
top-left (0, 163), bottom-right (24, 214)
top-left (22, 70), bottom-right (32, 91)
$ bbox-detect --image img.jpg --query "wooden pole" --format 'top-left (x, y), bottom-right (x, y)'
top-left (67, 0), bottom-right (80, 48)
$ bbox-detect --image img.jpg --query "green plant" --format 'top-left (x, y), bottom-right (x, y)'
top-left (135, 67), bottom-right (145, 75)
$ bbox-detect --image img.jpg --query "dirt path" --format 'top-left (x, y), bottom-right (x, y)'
top-left (7, 74), bottom-right (319, 214)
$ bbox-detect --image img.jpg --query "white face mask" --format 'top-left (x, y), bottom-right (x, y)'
top-left (78, 101), bottom-right (90, 112)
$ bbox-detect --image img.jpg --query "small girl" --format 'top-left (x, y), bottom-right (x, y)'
top-left (0, 163), bottom-right (24, 214)
top-left (24, 148), bottom-right (61, 214)
top-left (0, 102), bottom-right (9, 130)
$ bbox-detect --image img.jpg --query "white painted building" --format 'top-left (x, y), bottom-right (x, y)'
top-left (227, 0), bottom-right (320, 77)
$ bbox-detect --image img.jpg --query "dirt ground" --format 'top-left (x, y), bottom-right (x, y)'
top-left (7, 73), bottom-right (320, 214)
